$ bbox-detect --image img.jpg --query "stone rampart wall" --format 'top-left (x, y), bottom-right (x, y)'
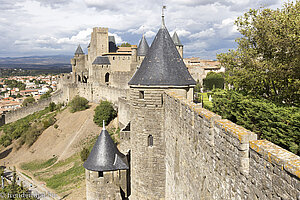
top-left (76, 82), bottom-right (128, 105)
top-left (4, 90), bottom-right (65, 124)
top-left (164, 91), bottom-right (300, 200)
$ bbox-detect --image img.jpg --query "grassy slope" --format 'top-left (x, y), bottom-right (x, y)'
top-left (19, 127), bottom-right (119, 196)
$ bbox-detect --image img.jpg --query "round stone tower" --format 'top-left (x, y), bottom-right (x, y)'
top-left (83, 121), bottom-right (129, 200)
top-left (128, 14), bottom-right (196, 200)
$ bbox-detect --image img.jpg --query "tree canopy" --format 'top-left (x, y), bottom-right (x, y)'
top-left (22, 96), bottom-right (35, 107)
top-left (69, 95), bottom-right (89, 113)
top-left (217, 1), bottom-right (299, 106)
top-left (93, 101), bottom-right (117, 126)
top-left (4, 80), bottom-right (26, 90)
top-left (118, 42), bottom-right (131, 47)
top-left (203, 72), bottom-right (224, 91)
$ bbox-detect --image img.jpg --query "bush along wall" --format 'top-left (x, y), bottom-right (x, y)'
top-left (211, 90), bottom-right (300, 155)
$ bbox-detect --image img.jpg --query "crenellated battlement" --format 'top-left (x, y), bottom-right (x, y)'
top-left (93, 27), bottom-right (108, 33)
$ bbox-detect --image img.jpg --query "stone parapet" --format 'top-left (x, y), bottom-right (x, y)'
top-left (164, 91), bottom-right (299, 199)
top-left (250, 140), bottom-right (300, 179)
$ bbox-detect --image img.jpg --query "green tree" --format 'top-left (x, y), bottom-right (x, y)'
top-left (69, 95), bottom-right (89, 113)
top-left (203, 72), bottom-right (224, 91)
top-left (16, 93), bottom-right (22, 98)
top-left (4, 80), bottom-right (26, 90)
top-left (93, 101), bottom-right (117, 126)
top-left (119, 42), bottom-right (131, 47)
top-left (194, 80), bottom-right (201, 93)
top-left (80, 147), bottom-right (90, 162)
top-left (217, 1), bottom-right (300, 106)
top-left (49, 102), bottom-right (56, 112)
top-left (22, 97), bottom-right (35, 107)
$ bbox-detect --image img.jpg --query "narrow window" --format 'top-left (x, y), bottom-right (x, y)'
top-left (98, 171), bottom-right (103, 177)
top-left (148, 135), bottom-right (153, 147)
top-left (139, 91), bottom-right (144, 99)
top-left (113, 57), bottom-right (115, 60)
top-left (105, 73), bottom-right (110, 83)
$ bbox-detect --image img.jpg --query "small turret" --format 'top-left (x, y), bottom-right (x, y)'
top-left (137, 35), bottom-right (149, 57)
top-left (83, 121), bottom-right (129, 200)
top-left (75, 45), bottom-right (84, 56)
top-left (83, 120), bottom-right (128, 172)
top-left (172, 32), bottom-right (183, 58)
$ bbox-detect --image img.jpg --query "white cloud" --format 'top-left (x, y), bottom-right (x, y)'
top-left (0, 0), bottom-right (283, 58)
top-left (144, 31), bottom-right (156, 38)
top-left (170, 29), bottom-right (191, 37)
top-left (108, 32), bottom-right (124, 44)
top-left (189, 28), bottom-right (215, 39)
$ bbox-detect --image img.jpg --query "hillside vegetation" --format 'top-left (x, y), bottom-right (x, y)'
top-left (0, 102), bottom-right (63, 148)
top-left (0, 101), bottom-right (119, 199)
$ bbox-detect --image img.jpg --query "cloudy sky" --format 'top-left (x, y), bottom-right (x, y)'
top-left (0, 0), bottom-right (284, 59)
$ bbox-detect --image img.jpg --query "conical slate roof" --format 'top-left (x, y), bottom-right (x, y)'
top-left (137, 35), bottom-right (149, 56)
top-left (83, 122), bottom-right (129, 172)
top-left (172, 32), bottom-right (183, 46)
top-left (75, 45), bottom-right (84, 55)
top-left (128, 23), bottom-right (196, 86)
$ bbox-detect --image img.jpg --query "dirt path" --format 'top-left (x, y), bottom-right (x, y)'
top-left (58, 113), bottom-right (90, 162)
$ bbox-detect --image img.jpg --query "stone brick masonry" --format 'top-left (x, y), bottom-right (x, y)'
top-left (163, 91), bottom-right (299, 200)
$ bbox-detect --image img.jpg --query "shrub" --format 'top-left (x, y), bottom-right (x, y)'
top-left (49, 102), bottom-right (56, 112)
top-left (69, 95), bottom-right (89, 113)
top-left (24, 123), bottom-right (44, 146)
top-left (93, 101), bottom-right (117, 126)
top-left (0, 106), bottom-right (56, 147)
top-left (194, 80), bottom-right (201, 93)
top-left (211, 90), bottom-right (300, 155)
top-left (22, 97), bottom-right (35, 107)
top-left (203, 72), bottom-right (224, 91)
top-left (80, 147), bottom-right (90, 162)
top-left (54, 124), bottom-right (59, 129)
top-left (42, 116), bottom-right (56, 129)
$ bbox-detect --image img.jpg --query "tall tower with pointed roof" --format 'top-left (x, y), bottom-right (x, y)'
top-left (172, 31), bottom-right (184, 58)
top-left (128, 9), bottom-right (196, 199)
top-left (71, 45), bottom-right (88, 83)
top-left (83, 121), bottom-right (129, 200)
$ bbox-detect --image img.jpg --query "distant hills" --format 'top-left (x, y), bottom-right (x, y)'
top-left (0, 55), bottom-right (72, 65)
top-left (0, 55), bottom-right (72, 74)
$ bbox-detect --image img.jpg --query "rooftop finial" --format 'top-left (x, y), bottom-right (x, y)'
top-left (103, 120), bottom-right (106, 131)
top-left (161, 5), bottom-right (166, 28)
top-left (142, 25), bottom-right (145, 36)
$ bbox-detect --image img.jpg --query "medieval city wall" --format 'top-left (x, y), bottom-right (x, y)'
top-left (4, 89), bottom-right (66, 124)
top-left (75, 82), bottom-right (129, 105)
top-left (163, 91), bottom-right (300, 200)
